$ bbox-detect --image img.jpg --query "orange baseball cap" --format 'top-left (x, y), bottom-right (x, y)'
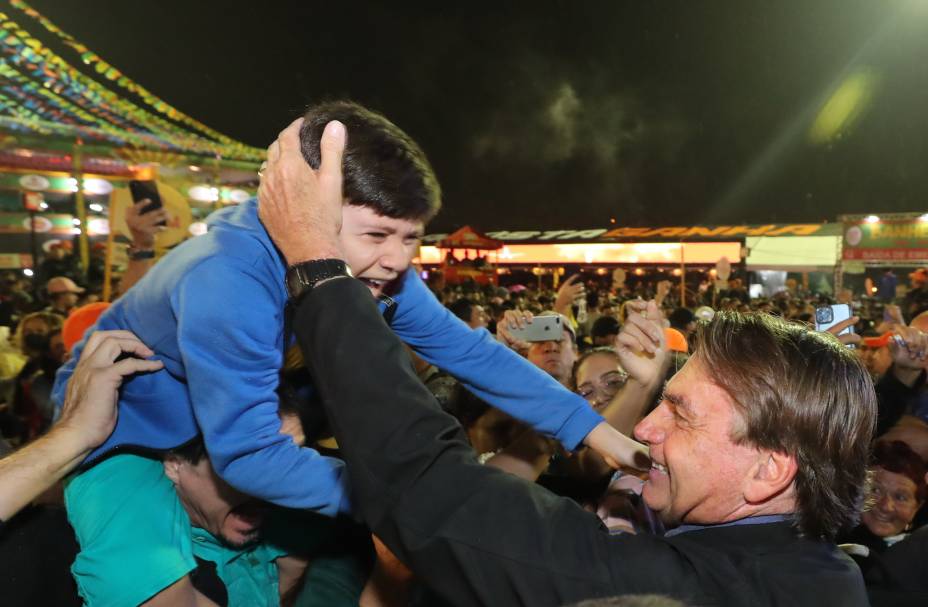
top-left (664, 327), bottom-right (689, 353)
top-left (862, 331), bottom-right (893, 349)
top-left (62, 302), bottom-right (110, 353)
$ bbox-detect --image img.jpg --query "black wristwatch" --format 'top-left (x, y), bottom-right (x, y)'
top-left (285, 259), bottom-right (353, 302)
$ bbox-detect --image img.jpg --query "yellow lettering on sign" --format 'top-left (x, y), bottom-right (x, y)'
top-left (602, 228), bottom-right (650, 238)
top-left (683, 226), bottom-right (731, 237)
top-left (721, 226), bottom-right (750, 236)
top-left (650, 227), bottom-right (688, 237)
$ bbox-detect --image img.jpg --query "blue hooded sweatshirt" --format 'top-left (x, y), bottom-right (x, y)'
top-left (52, 198), bottom-right (603, 516)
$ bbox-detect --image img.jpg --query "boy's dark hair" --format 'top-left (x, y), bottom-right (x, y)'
top-left (299, 101), bottom-right (441, 222)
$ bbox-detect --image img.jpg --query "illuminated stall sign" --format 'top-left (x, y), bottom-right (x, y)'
top-left (422, 223), bottom-right (831, 244)
top-left (842, 216), bottom-right (928, 262)
top-left (418, 242), bottom-right (743, 266)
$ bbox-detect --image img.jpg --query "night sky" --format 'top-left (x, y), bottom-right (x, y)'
top-left (20, 0), bottom-right (928, 232)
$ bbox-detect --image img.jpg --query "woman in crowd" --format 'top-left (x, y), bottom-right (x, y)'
top-left (2, 312), bottom-right (64, 443)
top-left (574, 348), bottom-right (630, 413)
top-left (841, 440), bottom-right (927, 575)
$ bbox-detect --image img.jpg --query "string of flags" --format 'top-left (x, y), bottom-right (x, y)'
top-left (0, 0), bottom-right (264, 162)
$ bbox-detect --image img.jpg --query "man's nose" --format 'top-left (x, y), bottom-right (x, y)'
top-left (634, 409), bottom-right (666, 445)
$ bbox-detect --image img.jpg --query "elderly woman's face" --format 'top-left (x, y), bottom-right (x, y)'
top-left (862, 467), bottom-right (923, 538)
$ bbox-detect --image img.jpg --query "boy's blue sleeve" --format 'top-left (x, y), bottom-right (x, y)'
top-left (389, 270), bottom-right (603, 450)
top-left (174, 257), bottom-right (350, 515)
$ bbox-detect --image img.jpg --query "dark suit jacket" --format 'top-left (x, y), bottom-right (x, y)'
top-left (294, 278), bottom-right (869, 607)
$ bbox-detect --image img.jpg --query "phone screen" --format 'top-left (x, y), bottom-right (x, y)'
top-left (815, 304), bottom-right (854, 336)
top-left (128, 180), bottom-right (167, 226)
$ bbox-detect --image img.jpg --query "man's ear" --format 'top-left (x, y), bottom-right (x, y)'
top-left (163, 456), bottom-right (183, 485)
top-left (744, 450), bottom-right (798, 504)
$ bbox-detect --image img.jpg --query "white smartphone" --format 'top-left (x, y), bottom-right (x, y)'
top-left (815, 304), bottom-right (854, 339)
top-left (509, 315), bottom-right (564, 342)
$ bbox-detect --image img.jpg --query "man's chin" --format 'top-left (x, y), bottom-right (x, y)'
top-left (641, 485), bottom-right (675, 524)
top-left (218, 528), bottom-right (261, 550)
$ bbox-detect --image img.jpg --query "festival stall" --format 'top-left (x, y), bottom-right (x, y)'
top-left (435, 226), bottom-right (503, 286)
top-left (0, 0), bottom-right (263, 298)
top-left (837, 212), bottom-right (928, 295)
top-left (419, 222), bottom-right (842, 298)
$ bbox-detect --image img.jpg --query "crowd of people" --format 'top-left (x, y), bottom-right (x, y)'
top-left (0, 101), bottom-right (927, 606)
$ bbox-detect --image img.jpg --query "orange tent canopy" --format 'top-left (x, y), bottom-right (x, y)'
top-left (437, 226), bottom-right (503, 250)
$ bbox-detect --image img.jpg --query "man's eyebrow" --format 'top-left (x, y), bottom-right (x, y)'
top-left (662, 390), bottom-right (693, 413)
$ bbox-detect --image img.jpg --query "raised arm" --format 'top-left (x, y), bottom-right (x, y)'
top-left (0, 331), bottom-right (162, 521)
top-left (390, 269), bottom-right (603, 450)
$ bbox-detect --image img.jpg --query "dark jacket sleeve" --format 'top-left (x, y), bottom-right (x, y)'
top-left (874, 366), bottom-right (925, 437)
top-left (293, 278), bottom-right (622, 606)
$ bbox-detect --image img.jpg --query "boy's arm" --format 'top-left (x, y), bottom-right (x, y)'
top-left (389, 269), bottom-right (603, 450)
top-left (174, 258), bottom-right (349, 514)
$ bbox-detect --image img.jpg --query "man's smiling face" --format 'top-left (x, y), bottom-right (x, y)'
top-left (338, 205), bottom-right (424, 297)
top-left (633, 357), bottom-right (763, 526)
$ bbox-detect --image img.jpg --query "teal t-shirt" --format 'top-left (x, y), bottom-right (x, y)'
top-left (65, 454), bottom-right (199, 606)
top-left (65, 453), bottom-right (368, 606)
top-left (191, 526), bottom-right (286, 607)
top-left (65, 454), bottom-right (285, 606)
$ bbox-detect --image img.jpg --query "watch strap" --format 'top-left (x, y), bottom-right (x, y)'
top-left (286, 259), bottom-right (352, 301)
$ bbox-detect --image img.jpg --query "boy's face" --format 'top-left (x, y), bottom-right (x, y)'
top-left (339, 205), bottom-right (424, 298)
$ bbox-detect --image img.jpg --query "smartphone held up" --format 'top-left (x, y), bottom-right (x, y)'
top-left (508, 315), bottom-right (565, 343)
top-left (128, 180), bottom-right (167, 227)
top-left (815, 304), bottom-right (856, 348)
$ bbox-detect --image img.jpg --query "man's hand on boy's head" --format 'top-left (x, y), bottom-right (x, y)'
top-left (258, 118), bottom-right (348, 265)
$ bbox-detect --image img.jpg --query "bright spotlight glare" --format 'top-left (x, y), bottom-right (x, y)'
top-left (23, 268), bottom-right (34, 277)
top-left (89, 203), bottom-right (104, 213)
top-left (864, 215), bottom-right (880, 223)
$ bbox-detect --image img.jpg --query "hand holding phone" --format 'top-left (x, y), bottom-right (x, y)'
top-left (815, 304), bottom-right (859, 347)
top-left (508, 314), bottom-right (565, 343)
top-left (128, 180), bottom-right (167, 226)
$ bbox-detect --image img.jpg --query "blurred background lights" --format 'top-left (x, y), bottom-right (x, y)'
top-left (809, 69), bottom-right (879, 145)
top-left (82, 178), bottom-right (113, 195)
top-left (188, 185), bottom-right (220, 202)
